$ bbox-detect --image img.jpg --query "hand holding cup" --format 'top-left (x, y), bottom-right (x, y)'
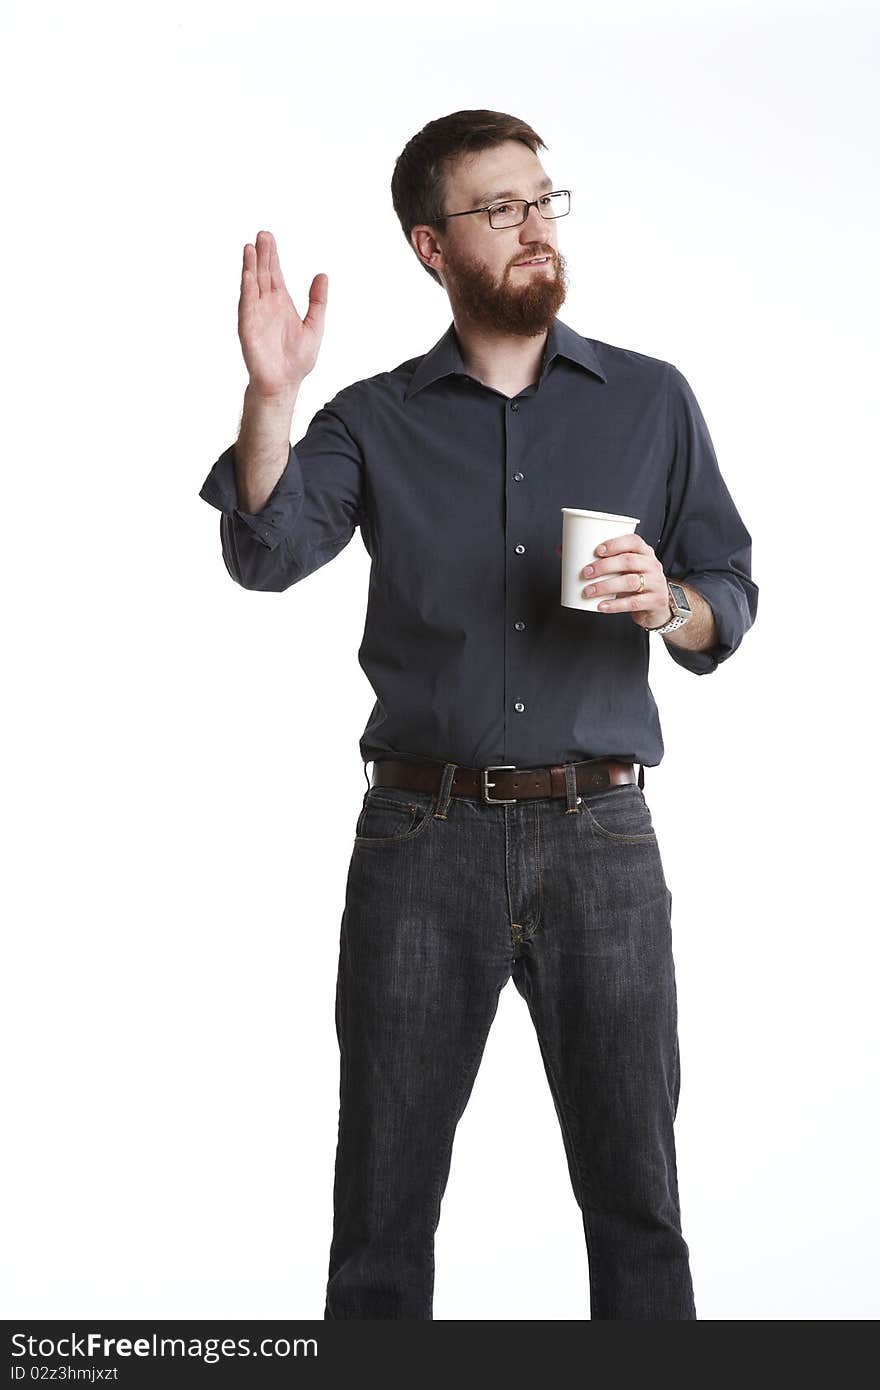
top-left (557, 510), bottom-right (670, 628)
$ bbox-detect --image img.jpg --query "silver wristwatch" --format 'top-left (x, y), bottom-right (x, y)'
top-left (649, 581), bottom-right (692, 635)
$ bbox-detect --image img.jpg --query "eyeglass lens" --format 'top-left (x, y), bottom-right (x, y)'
top-left (489, 190), bottom-right (570, 228)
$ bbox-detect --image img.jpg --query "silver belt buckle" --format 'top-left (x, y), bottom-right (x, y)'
top-left (481, 764), bottom-right (517, 804)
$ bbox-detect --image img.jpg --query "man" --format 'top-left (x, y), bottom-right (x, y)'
top-left (198, 109), bottom-right (758, 1320)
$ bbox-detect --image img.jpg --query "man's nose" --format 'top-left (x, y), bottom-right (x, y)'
top-left (520, 201), bottom-right (550, 242)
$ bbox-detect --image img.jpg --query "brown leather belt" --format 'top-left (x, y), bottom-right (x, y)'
top-left (370, 757), bottom-right (640, 804)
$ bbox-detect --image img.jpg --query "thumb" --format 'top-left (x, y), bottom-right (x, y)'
top-left (303, 273), bottom-right (329, 333)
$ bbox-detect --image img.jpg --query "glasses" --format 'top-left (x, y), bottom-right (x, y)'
top-left (435, 189), bottom-right (571, 229)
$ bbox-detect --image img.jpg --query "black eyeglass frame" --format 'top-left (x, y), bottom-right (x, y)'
top-left (430, 189), bottom-right (572, 229)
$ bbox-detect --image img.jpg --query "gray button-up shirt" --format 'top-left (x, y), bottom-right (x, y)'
top-left (198, 316), bottom-right (758, 770)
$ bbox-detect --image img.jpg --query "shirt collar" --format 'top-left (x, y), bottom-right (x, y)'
top-left (403, 315), bottom-right (607, 401)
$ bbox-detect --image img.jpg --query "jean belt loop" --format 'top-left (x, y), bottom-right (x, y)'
top-left (433, 762), bottom-right (458, 819)
top-left (638, 762), bottom-right (645, 791)
top-left (564, 762), bottom-right (581, 813)
top-left (363, 759), bottom-right (372, 792)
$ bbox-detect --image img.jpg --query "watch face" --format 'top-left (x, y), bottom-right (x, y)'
top-left (668, 583), bottom-right (691, 613)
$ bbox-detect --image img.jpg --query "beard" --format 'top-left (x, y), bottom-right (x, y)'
top-left (440, 242), bottom-right (569, 336)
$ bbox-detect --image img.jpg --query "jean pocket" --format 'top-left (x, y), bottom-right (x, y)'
top-left (354, 787), bottom-right (438, 846)
top-left (580, 783), bottom-right (658, 842)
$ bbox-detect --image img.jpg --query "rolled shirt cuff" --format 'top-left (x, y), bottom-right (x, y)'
top-left (198, 443), bottom-right (304, 552)
top-left (662, 572), bottom-right (748, 675)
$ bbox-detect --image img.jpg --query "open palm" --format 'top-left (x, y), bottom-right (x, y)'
top-left (238, 230), bottom-right (327, 397)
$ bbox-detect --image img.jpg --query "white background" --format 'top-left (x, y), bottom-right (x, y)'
top-left (4, 0), bottom-right (878, 1321)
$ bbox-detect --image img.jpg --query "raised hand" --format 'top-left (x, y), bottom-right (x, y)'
top-left (238, 230), bottom-right (328, 398)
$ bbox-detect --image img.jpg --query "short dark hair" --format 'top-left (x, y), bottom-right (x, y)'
top-left (391, 109), bottom-right (547, 287)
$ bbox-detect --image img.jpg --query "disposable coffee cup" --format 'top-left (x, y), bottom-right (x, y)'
top-left (561, 508), bottom-right (641, 611)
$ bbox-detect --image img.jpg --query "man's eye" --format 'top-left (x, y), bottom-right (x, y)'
top-left (492, 204), bottom-right (512, 215)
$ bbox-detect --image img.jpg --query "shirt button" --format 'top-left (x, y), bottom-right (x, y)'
top-left (514, 701), bottom-right (525, 712)
top-left (513, 472), bottom-right (524, 481)
top-left (510, 402), bottom-right (519, 412)
top-left (515, 544), bottom-right (525, 554)
top-left (514, 621), bottom-right (525, 631)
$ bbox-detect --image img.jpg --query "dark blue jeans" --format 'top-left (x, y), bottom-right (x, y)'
top-left (324, 763), bottom-right (696, 1320)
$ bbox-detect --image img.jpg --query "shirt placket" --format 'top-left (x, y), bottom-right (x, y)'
top-left (504, 393), bottom-right (531, 762)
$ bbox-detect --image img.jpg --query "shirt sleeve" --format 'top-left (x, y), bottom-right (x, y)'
top-left (655, 363), bottom-right (758, 675)
top-left (197, 385), bottom-right (364, 591)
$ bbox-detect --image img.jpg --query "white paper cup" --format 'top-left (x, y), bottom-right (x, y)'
top-left (561, 508), bottom-right (641, 611)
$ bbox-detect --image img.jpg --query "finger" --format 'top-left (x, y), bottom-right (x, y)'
top-left (302, 272), bottom-right (329, 334)
top-left (255, 229), bottom-right (271, 296)
top-left (240, 243), bottom-right (258, 315)
top-left (582, 572), bottom-right (649, 599)
top-left (595, 586), bottom-right (667, 612)
top-left (597, 534), bottom-right (650, 557)
top-left (269, 237), bottom-right (287, 295)
top-left (586, 550), bottom-right (649, 577)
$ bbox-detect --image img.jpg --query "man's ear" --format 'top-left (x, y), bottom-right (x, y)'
top-left (411, 225), bottom-right (443, 274)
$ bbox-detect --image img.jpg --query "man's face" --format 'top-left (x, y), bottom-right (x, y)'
top-left (417, 139), bottom-right (569, 335)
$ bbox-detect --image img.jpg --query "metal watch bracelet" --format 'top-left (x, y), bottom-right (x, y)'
top-left (647, 583), bottom-right (690, 635)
